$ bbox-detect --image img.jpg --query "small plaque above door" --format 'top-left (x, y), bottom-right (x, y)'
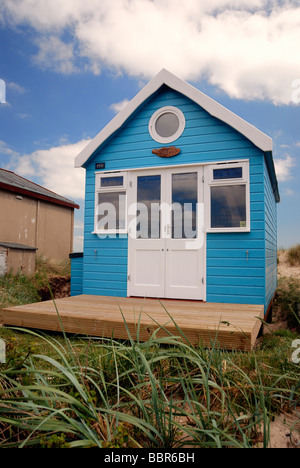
top-left (152, 147), bottom-right (181, 158)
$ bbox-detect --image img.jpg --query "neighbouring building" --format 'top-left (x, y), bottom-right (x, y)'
top-left (0, 168), bottom-right (79, 275)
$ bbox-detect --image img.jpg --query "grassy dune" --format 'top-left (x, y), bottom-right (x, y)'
top-left (0, 249), bottom-right (299, 448)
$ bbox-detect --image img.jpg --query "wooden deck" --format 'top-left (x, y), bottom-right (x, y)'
top-left (0, 295), bottom-right (264, 351)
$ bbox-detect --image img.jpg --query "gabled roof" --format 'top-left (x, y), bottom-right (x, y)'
top-left (0, 168), bottom-right (79, 209)
top-left (0, 242), bottom-right (37, 251)
top-left (75, 68), bottom-right (273, 168)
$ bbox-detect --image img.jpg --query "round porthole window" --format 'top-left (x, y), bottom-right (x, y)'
top-left (149, 106), bottom-right (185, 144)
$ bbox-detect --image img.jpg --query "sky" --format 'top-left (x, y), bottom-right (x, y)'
top-left (0, 0), bottom-right (300, 251)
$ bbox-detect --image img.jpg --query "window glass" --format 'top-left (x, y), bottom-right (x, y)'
top-left (101, 176), bottom-right (124, 187)
top-left (213, 167), bottom-right (243, 180)
top-left (172, 173), bottom-right (197, 239)
top-left (211, 185), bottom-right (246, 228)
top-left (97, 192), bottom-right (126, 230)
top-left (155, 112), bottom-right (180, 138)
top-left (137, 175), bottom-right (161, 239)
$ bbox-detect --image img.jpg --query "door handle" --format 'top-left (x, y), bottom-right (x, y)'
top-left (165, 224), bottom-right (171, 235)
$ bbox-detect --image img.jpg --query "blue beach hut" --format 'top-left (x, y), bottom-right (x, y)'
top-left (70, 69), bottom-right (279, 317)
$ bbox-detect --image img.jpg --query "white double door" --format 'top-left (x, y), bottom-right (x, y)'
top-left (127, 166), bottom-right (205, 300)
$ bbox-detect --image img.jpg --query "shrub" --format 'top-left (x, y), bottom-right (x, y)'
top-left (274, 278), bottom-right (300, 330)
top-left (287, 245), bottom-right (300, 267)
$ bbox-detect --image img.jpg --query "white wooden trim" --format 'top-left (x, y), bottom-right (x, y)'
top-left (148, 106), bottom-right (185, 144)
top-left (204, 161), bottom-right (251, 233)
top-left (127, 165), bottom-right (206, 300)
top-left (94, 158), bottom-right (249, 175)
top-left (95, 172), bottom-right (127, 191)
top-left (94, 172), bottom-right (128, 235)
top-left (75, 69), bottom-right (272, 168)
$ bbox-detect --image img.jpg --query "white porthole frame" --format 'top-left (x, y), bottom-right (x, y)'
top-left (149, 106), bottom-right (186, 144)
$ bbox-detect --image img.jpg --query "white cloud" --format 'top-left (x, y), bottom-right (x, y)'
top-left (1, 0), bottom-right (300, 104)
top-left (33, 35), bottom-right (78, 74)
top-left (6, 139), bottom-right (89, 200)
top-left (7, 82), bottom-right (26, 94)
top-left (282, 188), bottom-right (294, 196)
top-left (0, 140), bottom-right (19, 157)
top-left (110, 99), bottom-right (130, 114)
top-left (274, 154), bottom-right (296, 182)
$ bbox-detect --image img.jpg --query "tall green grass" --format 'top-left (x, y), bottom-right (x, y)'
top-left (0, 272), bottom-right (41, 309)
top-left (0, 313), bottom-right (299, 448)
top-left (35, 255), bottom-right (71, 277)
top-left (0, 255), bottom-right (70, 310)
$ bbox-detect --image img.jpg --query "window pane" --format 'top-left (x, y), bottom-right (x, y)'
top-left (213, 167), bottom-right (243, 180)
top-left (211, 185), bottom-right (246, 228)
top-left (101, 176), bottom-right (124, 187)
top-left (155, 112), bottom-right (180, 138)
top-left (137, 175), bottom-right (161, 239)
top-left (172, 172), bottom-right (197, 239)
top-left (97, 191), bottom-right (126, 230)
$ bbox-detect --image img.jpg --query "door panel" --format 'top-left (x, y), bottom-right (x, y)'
top-left (165, 168), bottom-right (204, 299)
top-left (131, 242), bottom-right (165, 297)
top-left (128, 166), bottom-right (205, 300)
top-left (128, 171), bottom-right (164, 298)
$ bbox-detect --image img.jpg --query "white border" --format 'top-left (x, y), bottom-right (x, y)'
top-left (148, 106), bottom-right (185, 144)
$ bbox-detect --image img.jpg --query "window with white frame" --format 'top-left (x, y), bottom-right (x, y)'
top-left (149, 106), bottom-right (185, 144)
top-left (205, 161), bottom-right (250, 232)
top-left (94, 172), bottom-right (127, 234)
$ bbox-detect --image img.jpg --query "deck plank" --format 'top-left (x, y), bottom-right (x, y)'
top-left (0, 295), bottom-right (264, 351)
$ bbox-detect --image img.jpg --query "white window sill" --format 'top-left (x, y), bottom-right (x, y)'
top-left (206, 228), bottom-right (250, 234)
top-left (92, 231), bottom-right (128, 235)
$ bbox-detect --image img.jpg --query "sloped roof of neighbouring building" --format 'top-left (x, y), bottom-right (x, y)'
top-left (0, 168), bottom-right (79, 209)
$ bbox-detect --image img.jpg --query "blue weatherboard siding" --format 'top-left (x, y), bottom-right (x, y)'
top-left (81, 85), bottom-right (276, 311)
top-left (70, 255), bottom-right (84, 296)
top-left (206, 155), bottom-right (266, 307)
top-left (264, 158), bottom-right (278, 311)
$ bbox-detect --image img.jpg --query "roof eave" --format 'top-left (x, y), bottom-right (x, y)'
top-left (0, 182), bottom-right (80, 209)
top-left (75, 68), bottom-right (273, 168)
top-left (264, 151), bottom-right (280, 204)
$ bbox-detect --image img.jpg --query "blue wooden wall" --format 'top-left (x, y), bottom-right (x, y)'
top-left (264, 158), bottom-right (278, 311)
top-left (78, 85), bottom-right (277, 311)
top-left (70, 254), bottom-right (84, 297)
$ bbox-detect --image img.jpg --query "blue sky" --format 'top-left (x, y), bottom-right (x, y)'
top-left (0, 0), bottom-right (300, 250)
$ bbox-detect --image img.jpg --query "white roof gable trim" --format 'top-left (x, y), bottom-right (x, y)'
top-left (75, 69), bottom-right (273, 168)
